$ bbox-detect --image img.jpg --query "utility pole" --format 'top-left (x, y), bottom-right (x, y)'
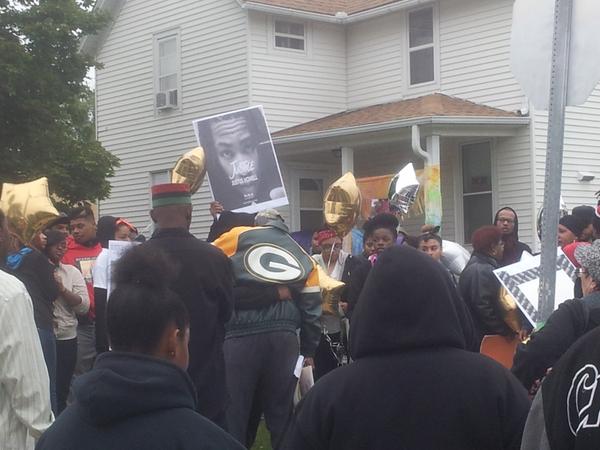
top-left (538, 0), bottom-right (573, 323)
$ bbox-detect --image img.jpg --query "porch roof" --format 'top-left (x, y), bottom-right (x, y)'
top-left (271, 94), bottom-right (530, 152)
top-left (239, 0), bottom-right (402, 16)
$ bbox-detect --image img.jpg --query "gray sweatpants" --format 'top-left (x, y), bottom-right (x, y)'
top-left (224, 331), bottom-right (299, 450)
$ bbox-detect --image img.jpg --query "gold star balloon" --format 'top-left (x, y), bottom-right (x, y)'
top-left (316, 265), bottom-right (345, 316)
top-left (0, 177), bottom-right (59, 244)
top-left (171, 147), bottom-right (207, 195)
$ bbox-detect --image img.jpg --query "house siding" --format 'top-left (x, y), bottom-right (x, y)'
top-left (494, 128), bottom-right (535, 248)
top-left (534, 85), bottom-right (600, 249)
top-left (439, 0), bottom-right (525, 112)
top-left (439, 0), bottom-right (534, 248)
top-left (96, 0), bottom-right (249, 238)
top-left (248, 11), bottom-right (347, 132)
top-left (346, 12), bottom-right (405, 109)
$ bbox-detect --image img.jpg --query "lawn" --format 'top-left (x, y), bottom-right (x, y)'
top-left (251, 421), bottom-right (272, 450)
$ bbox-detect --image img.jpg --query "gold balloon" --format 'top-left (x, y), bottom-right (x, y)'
top-left (171, 147), bottom-right (207, 195)
top-left (316, 265), bottom-right (345, 316)
top-left (0, 177), bottom-right (59, 244)
top-left (499, 287), bottom-right (522, 333)
top-left (323, 172), bottom-right (361, 237)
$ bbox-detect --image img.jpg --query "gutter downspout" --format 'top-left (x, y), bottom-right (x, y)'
top-left (412, 125), bottom-right (442, 227)
top-left (411, 124), bottom-right (429, 161)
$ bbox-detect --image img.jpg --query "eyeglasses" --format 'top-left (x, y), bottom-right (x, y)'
top-left (497, 218), bottom-right (515, 224)
top-left (576, 268), bottom-right (589, 278)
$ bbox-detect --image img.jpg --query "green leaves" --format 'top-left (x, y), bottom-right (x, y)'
top-left (0, 0), bottom-right (118, 208)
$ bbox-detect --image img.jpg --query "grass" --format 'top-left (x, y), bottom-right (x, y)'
top-left (251, 421), bottom-right (272, 450)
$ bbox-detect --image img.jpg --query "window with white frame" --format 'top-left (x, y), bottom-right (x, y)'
top-left (408, 7), bottom-right (435, 86)
top-left (274, 20), bottom-right (305, 51)
top-left (299, 178), bottom-right (324, 231)
top-left (461, 142), bottom-right (493, 243)
top-left (150, 170), bottom-right (171, 186)
top-left (154, 32), bottom-right (180, 111)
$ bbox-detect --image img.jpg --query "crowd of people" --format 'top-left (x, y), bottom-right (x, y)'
top-left (2, 182), bottom-right (600, 450)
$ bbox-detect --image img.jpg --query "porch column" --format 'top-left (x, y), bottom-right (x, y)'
top-left (341, 147), bottom-right (354, 174)
top-left (424, 135), bottom-right (442, 227)
top-left (340, 147), bottom-right (355, 253)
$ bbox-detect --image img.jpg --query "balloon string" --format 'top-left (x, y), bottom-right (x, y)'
top-left (327, 241), bottom-right (336, 273)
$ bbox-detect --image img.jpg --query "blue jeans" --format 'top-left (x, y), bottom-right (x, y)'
top-left (37, 327), bottom-right (57, 414)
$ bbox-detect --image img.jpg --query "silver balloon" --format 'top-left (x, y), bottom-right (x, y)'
top-left (536, 197), bottom-right (569, 240)
top-left (388, 163), bottom-right (420, 214)
top-left (441, 240), bottom-right (471, 276)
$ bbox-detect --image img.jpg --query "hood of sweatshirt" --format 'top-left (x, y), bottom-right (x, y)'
top-left (72, 352), bottom-right (197, 426)
top-left (349, 246), bottom-right (466, 359)
top-left (494, 207), bottom-right (520, 240)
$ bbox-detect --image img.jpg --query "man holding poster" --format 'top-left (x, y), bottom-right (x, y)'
top-left (512, 240), bottom-right (600, 392)
top-left (193, 106), bottom-right (287, 214)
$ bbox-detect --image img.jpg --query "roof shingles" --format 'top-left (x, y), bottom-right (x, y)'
top-left (273, 94), bottom-right (520, 137)
top-left (241, 0), bottom-right (402, 16)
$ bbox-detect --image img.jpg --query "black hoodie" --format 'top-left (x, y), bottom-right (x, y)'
top-left (285, 246), bottom-right (530, 450)
top-left (521, 326), bottom-right (600, 450)
top-left (36, 352), bottom-right (244, 450)
top-left (494, 207), bottom-right (532, 267)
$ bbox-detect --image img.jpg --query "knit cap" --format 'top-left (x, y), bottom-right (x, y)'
top-left (575, 239), bottom-right (600, 283)
top-left (254, 209), bottom-right (284, 226)
top-left (559, 215), bottom-right (586, 238)
top-left (151, 183), bottom-right (191, 208)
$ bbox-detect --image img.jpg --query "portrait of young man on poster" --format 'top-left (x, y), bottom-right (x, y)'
top-left (194, 106), bottom-right (287, 213)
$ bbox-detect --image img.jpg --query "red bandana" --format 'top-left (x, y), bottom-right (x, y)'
top-left (317, 229), bottom-right (337, 245)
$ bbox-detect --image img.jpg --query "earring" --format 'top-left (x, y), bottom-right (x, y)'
top-left (169, 351), bottom-right (175, 357)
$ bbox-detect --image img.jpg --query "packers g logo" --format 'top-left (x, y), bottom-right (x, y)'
top-left (244, 244), bottom-right (305, 283)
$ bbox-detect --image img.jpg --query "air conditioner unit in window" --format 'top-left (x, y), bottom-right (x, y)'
top-left (156, 89), bottom-right (178, 110)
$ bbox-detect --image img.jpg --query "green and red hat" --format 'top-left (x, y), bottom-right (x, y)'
top-left (151, 183), bottom-right (191, 208)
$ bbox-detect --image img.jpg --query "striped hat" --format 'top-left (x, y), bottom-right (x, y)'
top-left (151, 183), bottom-right (191, 208)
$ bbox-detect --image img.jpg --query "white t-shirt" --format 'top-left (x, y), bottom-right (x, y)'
top-left (92, 248), bottom-right (109, 290)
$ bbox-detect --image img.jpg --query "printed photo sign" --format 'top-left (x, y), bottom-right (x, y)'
top-left (107, 240), bottom-right (139, 294)
top-left (193, 106), bottom-right (288, 214)
top-left (493, 248), bottom-right (577, 326)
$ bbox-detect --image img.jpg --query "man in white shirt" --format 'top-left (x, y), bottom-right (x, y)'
top-left (0, 209), bottom-right (53, 449)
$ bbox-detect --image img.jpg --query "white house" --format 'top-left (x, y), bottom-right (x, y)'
top-left (82, 0), bottom-right (600, 248)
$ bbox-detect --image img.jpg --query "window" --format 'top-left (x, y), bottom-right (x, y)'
top-left (461, 142), bottom-right (493, 243)
top-left (299, 178), bottom-right (324, 231)
top-left (408, 7), bottom-right (435, 86)
top-left (150, 170), bottom-right (171, 186)
top-left (154, 31), bottom-right (180, 111)
top-left (274, 20), bottom-right (305, 51)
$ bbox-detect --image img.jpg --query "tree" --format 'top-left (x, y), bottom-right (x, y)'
top-left (0, 0), bottom-right (119, 206)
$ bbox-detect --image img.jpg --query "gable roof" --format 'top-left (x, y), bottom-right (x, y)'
top-left (239, 0), bottom-right (403, 16)
top-left (80, 0), bottom-right (125, 57)
top-left (273, 94), bottom-right (523, 138)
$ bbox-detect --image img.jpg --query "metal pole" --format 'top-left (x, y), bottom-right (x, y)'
top-left (538, 0), bottom-right (573, 323)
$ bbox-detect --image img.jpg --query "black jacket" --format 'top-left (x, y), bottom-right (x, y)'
top-left (8, 247), bottom-right (58, 330)
top-left (206, 211), bottom-right (256, 243)
top-left (460, 252), bottom-right (514, 342)
top-left (512, 291), bottom-right (600, 390)
top-left (146, 228), bottom-right (234, 423)
top-left (521, 326), bottom-right (600, 450)
top-left (36, 352), bottom-right (244, 450)
top-left (285, 246), bottom-right (530, 450)
top-left (346, 256), bottom-right (371, 316)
